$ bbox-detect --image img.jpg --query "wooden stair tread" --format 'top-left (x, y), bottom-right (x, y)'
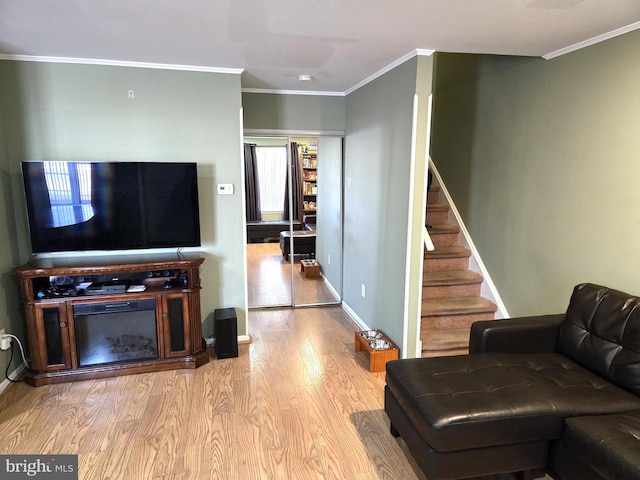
top-left (426, 224), bottom-right (459, 234)
top-left (421, 174), bottom-right (497, 355)
top-left (422, 297), bottom-right (498, 316)
top-left (423, 270), bottom-right (483, 286)
top-left (424, 245), bottom-right (471, 259)
top-left (426, 203), bottom-right (449, 212)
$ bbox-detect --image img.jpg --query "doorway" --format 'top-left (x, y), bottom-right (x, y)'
top-left (244, 134), bottom-right (343, 308)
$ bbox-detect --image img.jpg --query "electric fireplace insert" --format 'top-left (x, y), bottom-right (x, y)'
top-left (73, 299), bottom-right (159, 367)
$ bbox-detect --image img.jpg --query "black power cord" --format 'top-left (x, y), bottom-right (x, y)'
top-left (4, 341), bottom-right (24, 383)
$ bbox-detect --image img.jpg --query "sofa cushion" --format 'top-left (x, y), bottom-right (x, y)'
top-left (558, 283), bottom-right (640, 396)
top-left (385, 353), bottom-right (640, 452)
top-left (557, 411), bottom-right (640, 480)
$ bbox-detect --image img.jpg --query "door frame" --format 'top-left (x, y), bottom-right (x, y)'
top-left (242, 129), bottom-right (344, 310)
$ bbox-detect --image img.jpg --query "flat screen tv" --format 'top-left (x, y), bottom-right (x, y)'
top-left (21, 161), bottom-right (201, 254)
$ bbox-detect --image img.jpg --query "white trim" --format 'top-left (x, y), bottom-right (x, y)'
top-left (206, 335), bottom-right (251, 346)
top-left (0, 365), bottom-right (26, 395)
top-left (0, 54), bottom-right (244, 74)
top-left (322, 274), bottom-right (341, 302)
top-left (402, 94), bottom-right (420, 359)
top-left (344, 49), bottom-right (435, 95)
top-left (417, 94), bottom-right (434, 356)
top-left (422, 100), bottom-right (436, 251)
top-left (239, 107), bottom-right (250, 329)
top-left (543, 21), bottom-right (640, 59)
top-left (242, 88), bottom-right (344, 97)
top-left (243, 128), bottom-right (345, 137)
top-left (241, 49), bottom-right (436, 97)
top-left (429, 161), bottom-right (510, 319)
top-left (341, 301), bottom-right (370, 332)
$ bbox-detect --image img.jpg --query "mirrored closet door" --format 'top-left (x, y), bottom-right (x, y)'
top-left (244, 135), bottom-right (343, 308)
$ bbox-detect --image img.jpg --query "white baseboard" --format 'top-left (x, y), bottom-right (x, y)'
top-left (0, 365), bottom-right (26, 395)
top-left (322, 274), bottom-right (341, 301)
top-left (341, 301), bottom-right (371, 331)
top-left (206, 334), bottom-right (252, 346)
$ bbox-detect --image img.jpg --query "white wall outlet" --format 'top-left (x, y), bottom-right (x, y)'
top-left (327, 254), bottom-right (331, 265)
top-left (0, 329), bottom-right (10, 351)
top-left (217, 183), bottom-right (234, 195)
top-left (361, 284), bottom-right (366, 298)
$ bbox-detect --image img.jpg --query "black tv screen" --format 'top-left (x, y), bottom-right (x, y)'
top-left (21, 161), bottom-right (201, 254)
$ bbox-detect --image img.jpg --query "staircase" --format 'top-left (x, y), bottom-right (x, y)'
top-left (421, 179), bottom-right (497, 357)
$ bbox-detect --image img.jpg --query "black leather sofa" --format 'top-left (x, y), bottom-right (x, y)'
top-left (385, 283), bottom-right (640, 480)
top-left (246, 220), bottom-right (303, 243)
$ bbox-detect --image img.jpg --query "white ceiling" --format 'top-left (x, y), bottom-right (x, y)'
top-left (1, 0), bottom-right (639, 94)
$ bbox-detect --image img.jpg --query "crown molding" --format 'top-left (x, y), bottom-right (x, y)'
top-left (0, 54), bottom-right (244, 74)
top-left (242, 88), bottom-right (344, 97)
top-left (543, 21), bottom-right (640, 60)
top-left (344, 48), bottom-right (435, 95)
top-left (242, 49), bottom-right (436, 97)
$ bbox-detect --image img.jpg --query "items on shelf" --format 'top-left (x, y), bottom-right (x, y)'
top-left (302, 182), bottom-right (317, 195)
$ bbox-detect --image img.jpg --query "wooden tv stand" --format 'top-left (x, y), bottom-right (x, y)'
top-left (13, 254), bottom-right (209, 386)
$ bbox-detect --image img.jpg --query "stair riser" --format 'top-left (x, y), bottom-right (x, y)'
top-left (421, 311), bottom-right (496, 331)
top-left (421, 177), bottom-right (497, 357)
top-left (423, 257), bottom-right (470, 272)
top-left (425, 210), bottom-right (449, 224)
top-left (423, 283), bottom-right (481, 299)
top-left (430, 232), bottom-right (459, 247)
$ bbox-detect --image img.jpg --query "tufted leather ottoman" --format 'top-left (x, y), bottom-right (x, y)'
top-left (549, 411), bottom-right (640, 480)
top-left (279, 230), bottom-right (316, 260)
top-left (385, 352), bottom-right (640, 479)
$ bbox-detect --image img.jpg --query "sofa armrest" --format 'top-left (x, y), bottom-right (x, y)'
top-left (469, 314), bottom-right (565, 354)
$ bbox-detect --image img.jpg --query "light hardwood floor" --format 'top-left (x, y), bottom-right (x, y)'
top-left (0, 306), bottom-right (552, 480)
top-left (247, 242), bottom-right (339, 307)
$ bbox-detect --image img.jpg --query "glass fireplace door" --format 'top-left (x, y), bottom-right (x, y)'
top-left (73, 299), bottom-right (159, 367)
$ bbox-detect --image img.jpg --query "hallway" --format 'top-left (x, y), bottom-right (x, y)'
top-left (247, 242), bottom-right (339, 307)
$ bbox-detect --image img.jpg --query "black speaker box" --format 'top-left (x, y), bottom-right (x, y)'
top-left (214, 307), bottom-right (238, 358)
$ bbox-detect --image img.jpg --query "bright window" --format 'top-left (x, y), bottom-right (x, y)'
top-left (256, 146), bottom-right (287, 213)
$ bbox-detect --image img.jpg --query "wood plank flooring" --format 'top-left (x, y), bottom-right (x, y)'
top-left (0, 307), bottom-right (550, 479)
top-left (247, 242), bottom-right (339, 307)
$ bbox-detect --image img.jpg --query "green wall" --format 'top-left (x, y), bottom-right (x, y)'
top-left (431, 29), bottom-right (640, 316)
top-left (0, 62), bottom-right (25, 383)
top-left (242, 58), bottom-right (433, 357)
top-left (316, 136), bottom-right (344, 295)
top-left (0, 61), bottom-right (246, 382)
top-left (344, 56), bottom-right (433, 356)
top-left (242, 92), bottom-right (345, 132)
